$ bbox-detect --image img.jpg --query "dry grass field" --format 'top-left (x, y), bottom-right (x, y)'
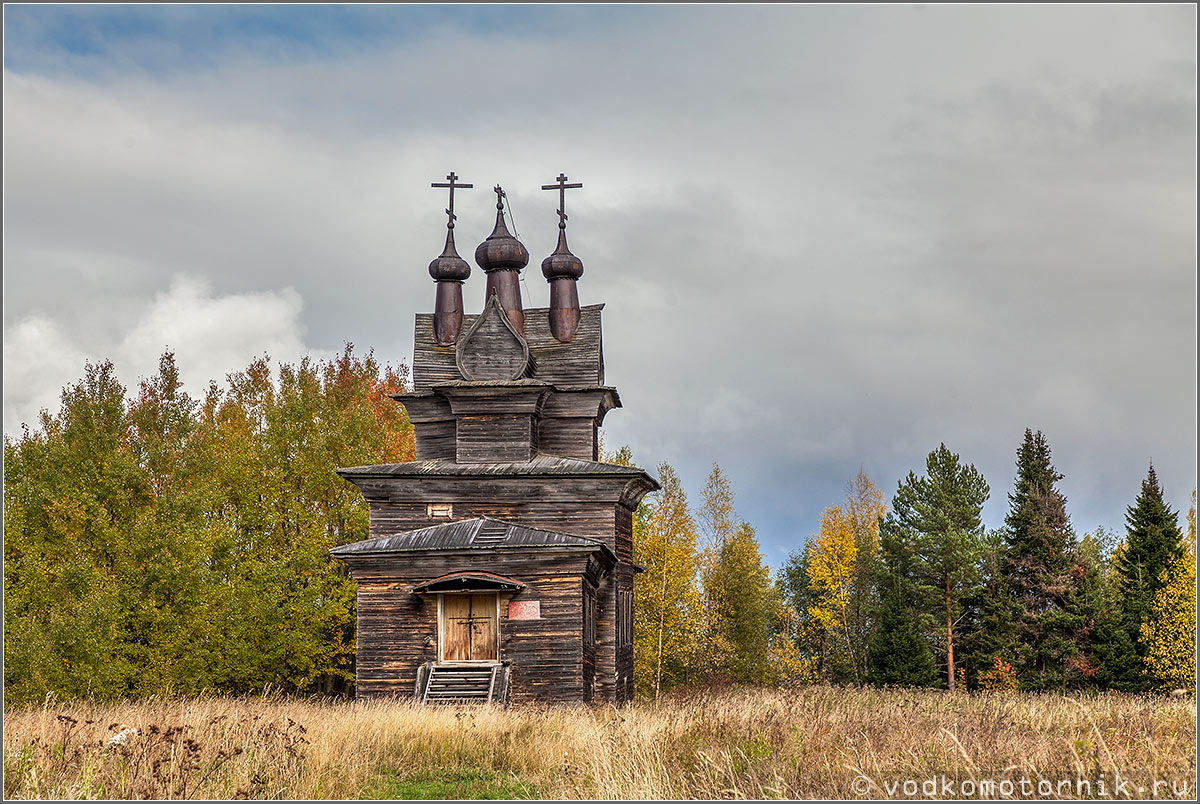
top-left (3, 686), bottom-right (1195, 800)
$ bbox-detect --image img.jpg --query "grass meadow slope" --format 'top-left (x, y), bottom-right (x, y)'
top-left (3, 686), bottom-right (1195, 800)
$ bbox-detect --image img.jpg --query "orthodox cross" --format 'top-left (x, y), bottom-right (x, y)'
top-left (541, 173), bottom-right (583, 228)
top-left (431, 171), bottom-right (473, 228)
top-left (452, 602), bottom-right (487, 650)
top-left (493, 184), bottom-right (506, 210)
top-left (453, 609), bottom-right (484, 632)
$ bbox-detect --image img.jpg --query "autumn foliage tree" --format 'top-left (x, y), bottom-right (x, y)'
top-left (779, 472), bottom-right (886, 684)
top-left (806, 505), bottom-right (859, 680)
top-left (3, 346), bottom-right (413, 705)
top-left (1140, 490), bottom-right (1197, 690)
top-left (697, 464), bottom-right (737, 667)
top-left (630, 461), bottom-right (703, 699)
top-left (842, 471), bottom-right (888, 677)
top-left (707, 522), bottom-right (774, 684)
top-left (689, 464), bottom-right (778, 685)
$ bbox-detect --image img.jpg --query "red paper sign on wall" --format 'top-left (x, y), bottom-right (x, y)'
top-left (508, 600), bottom-right (541, 620)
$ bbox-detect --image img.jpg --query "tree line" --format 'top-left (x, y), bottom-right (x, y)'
top-left (625, 432), bottom-right (1195, 697)
top-left (4, 348), bottom-right (412, 705)
top-left (4, 352), bottom-right (1195, 705)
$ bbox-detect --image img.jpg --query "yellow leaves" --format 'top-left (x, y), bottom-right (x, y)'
top-left (1139, 488), bottom-right (1198, 689)
top-left (806, 505), bottom-right (857, 630)
top-left (1140, 546), bottom-right (1197, 690)
top-left (633, 462), bottom-right (704, 696)
top-left (844, 469), bottom-right (888, 556)
top-left (1186, 488), bottom-right (1196, 555)
top-left (769, 601), bottom-right (819, 684)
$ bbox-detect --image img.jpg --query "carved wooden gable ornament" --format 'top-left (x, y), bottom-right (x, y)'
top-left (455, 291), bottom-right (533, 381)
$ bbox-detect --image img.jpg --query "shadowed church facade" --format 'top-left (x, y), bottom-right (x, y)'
top-left (331, 174), bottom-right (658, 704)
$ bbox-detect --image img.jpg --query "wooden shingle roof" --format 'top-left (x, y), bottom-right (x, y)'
top-left (330, 516), bottom-right (616, 563)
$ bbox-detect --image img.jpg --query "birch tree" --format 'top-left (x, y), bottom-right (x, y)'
top-left (632, 461), bottom-right (702, 699)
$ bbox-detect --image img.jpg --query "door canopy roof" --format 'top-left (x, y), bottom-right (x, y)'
top-left (411, 571), bottom-right (527, 595)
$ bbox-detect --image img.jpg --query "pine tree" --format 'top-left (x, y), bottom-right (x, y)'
top-left (878, 444), bottom-right (989, 691)
top-left (1001, 429), bottom-right (1079, 691)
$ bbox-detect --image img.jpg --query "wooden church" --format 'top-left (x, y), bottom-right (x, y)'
top-left (331, 173), bottom-right (658, 704)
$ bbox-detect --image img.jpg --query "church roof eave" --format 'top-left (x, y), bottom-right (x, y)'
top-left (336, 454), bottom-right (656, 486)
top-left (329, 516), bottom-right (618, 566)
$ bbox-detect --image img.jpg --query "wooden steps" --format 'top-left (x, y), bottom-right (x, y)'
top-left (421, 664), bottom-right (504, 704)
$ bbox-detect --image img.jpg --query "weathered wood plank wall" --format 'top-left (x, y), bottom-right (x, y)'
top-left (413, 305), bottom-right (605, 391)
top-left (352, 475), bottom-right (641, 562)
top-left (350, 550), bottom-right (592, 703)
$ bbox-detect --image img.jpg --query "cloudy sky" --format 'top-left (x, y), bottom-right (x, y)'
top-left (4, 4), bottom-right (1195, 565)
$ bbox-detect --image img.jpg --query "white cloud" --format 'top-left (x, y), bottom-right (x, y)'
top-left (3, 313), bottom-right (91, 433)
top-left (119, 275), bottom-right (324, 392)
top-left (3, 276), bottom-right (325, 434)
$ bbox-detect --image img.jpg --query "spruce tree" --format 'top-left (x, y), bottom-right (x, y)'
top-left (1061, 531), bottom-right (1111, 687)
top-left (1114, 464), bottom-right (1184, 637)
top-left (1095, 606), bottom-right (1145, 692)
top-left (1001, 429), bottom-right (1079, 690)
top-left (867, 582), bottom-right (937, 687)
top-left (959, 529), bottom-right (1018, 689)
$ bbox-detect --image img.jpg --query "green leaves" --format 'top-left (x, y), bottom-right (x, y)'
top-left (628, 458), bottom-right (778, 696)
top-left (3, 346), bottom-right (413, 704)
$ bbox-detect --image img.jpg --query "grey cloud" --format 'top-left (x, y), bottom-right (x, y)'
top-left (3, 5), bottom-right (1194, 562)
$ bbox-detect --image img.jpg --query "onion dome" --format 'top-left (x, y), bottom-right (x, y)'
top-left (429, 171), bottom-right (474, 346)
top-left (540, 173), bottom-right (585, 342)
top-left (474, 188), bottom-right (529, 273)
top-left (541, 227), bottom-right (584, 280)
top-left (428, 228), bottom-right (471, 281)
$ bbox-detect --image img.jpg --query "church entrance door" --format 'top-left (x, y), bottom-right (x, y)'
top-left (440, 593), bottom-right (498, 662)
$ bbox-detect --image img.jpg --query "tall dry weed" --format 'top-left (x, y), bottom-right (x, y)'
top-left (3, 686), bottom-right (1195, 799)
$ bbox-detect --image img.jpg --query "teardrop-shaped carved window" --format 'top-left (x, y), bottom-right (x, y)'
top-left (456, 292), bottom-right (533, 381)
